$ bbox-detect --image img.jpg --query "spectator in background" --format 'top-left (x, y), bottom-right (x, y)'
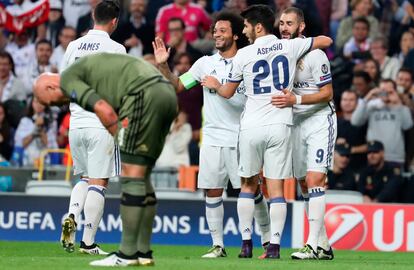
top-left (396, 31), bottom-right (414, 64)
top-left (357, 141), bottom-right (403, 203)
top-left (327, 143), bottom-right (357, 191)
top-left (337, 90), bottom-right (368, 171)
top-left (50, 27), bottom-right (77, 71)
top-left (111, 0), bottom-right (155, 57)
top-left (397, 67), bottom-right (414, 97)
top-left (0, 103), bottom-right (14, 160)
top-left (363, 58), bottom-right (381, 86)
top-left (369, 37), bottom-right (401, 80)
top-left (352, 70), bottom-right (373, 98)
top-left (14, 97), bottom-right (58, 166)
top-left (330, 0), bottom-right (348, 43)
top-left (222, 0), bottom-right (247, 13)
top-left (173, 52), bottom-right (203, 165)
top-left (155, 0), bottom-right (212, 44)
top-left (5, 30), bottom-right (35, 82)
top-left (336, 0), bottom-right (380, 50)
top-left (23, 40), bottom-right (57, 92)
top-left (63, 0), bottom-right (91, 29)
top-left (46, 0), bottom-right (65, 48)
top-left (77, 0), bottom-right (101, 37)
top-left (166, 17), bottom-right (203, 68)
top-left (351, 79), bottom-right (413, 168)
top-left (343, 17), bottom-right (372, 63)
top-left (155, 110), bottom-right (192, 169)
top-left (0, 51), bottom-right (28, 102)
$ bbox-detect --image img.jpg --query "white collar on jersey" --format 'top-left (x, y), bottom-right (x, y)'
top-left (86, 29), bottom-right (110, 38)
top-left (254, 34), bottom-right (277, 44)
top-left (214, 52), bottom-right (233, 65)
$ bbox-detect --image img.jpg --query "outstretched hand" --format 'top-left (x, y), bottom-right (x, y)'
top-left (152, 36), bottom-right (171, 65)
top-left (271, 89), bottom-right (296, 108)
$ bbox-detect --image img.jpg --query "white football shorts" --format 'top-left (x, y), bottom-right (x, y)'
top-left (197, 144), bottom-right (241, 189)
top-left (292, 113), bottom-right (337, 180)
top-left (238, 123), bottom-right (293, 180)
top-left (69, 128), bottom-right (121, 178)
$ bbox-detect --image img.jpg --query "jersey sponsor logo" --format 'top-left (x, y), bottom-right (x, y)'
top-left (77, 42), bottom-right (101, 51)
top-left (256, 43), bottom-right (283, 55)
top-left (321, 64), bottom-right (329, 74)
top-left (293, 81), bottom-right (309, 88)
top-left (324, 205), bottom-right (368, 250)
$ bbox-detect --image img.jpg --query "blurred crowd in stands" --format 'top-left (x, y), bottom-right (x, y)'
top-left (0, 0), bottom-right (414, 202)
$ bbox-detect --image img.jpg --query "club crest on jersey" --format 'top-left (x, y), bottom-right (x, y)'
top-left (321, 64), bottom-right (329, 74)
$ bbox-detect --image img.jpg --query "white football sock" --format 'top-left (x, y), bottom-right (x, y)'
top-left (254, 192), bottom-right (270, 245)
top-left (205, 196), bottom-right (224, 247)
top-left (318, 222), bottom-right (330, 250)
top-left (307, 187), bottom-right (326, 251)
top-left (302, 191), bottom-right (309, 217)
top-left (68, 178), bottom-right (89, 223)
top-left (269, 197), bottom-right (286, 245)
top-left (82, 185), bottom-right (106, 246)
top-left (237, 192), bottom-right (255, 240)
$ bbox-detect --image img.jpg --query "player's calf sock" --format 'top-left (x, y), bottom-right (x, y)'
top-left (269, 197), bottom-right (286, 245)
top-left (254, 192), bottom-right (270, 245)
top-left (82, 184), bottom-right (106, 246)
top-left (205, 196), bottom-right (224, 247)
top-left (68, 178), bottom-right (89, 223)
top-left (302, 192), bottom-right (309, 217)
top-left (137, 177), bottom-right (157, 254)
top-left (237, 192), bottom-right (255, 240)
top-left (307, 187), bottom-right (326, 251)
top-left (119, 178), bottom-right (146, 256)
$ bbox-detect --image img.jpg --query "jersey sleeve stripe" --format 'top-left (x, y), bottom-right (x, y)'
top-left (306, 37), bottom-right (314, 55)
top-left (228, 79), bottom-right (242, 83)
top-left (316, 80), bottom-right (332, 87)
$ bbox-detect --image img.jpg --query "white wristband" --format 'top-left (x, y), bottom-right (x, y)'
top-left (295, 95), bottom-right (302, 105)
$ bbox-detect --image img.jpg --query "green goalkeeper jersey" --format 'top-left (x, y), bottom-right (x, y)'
top-left (60, 53), bottom-right (163, 112)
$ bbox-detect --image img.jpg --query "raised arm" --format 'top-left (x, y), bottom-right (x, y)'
top-left (152, 37), bottom-right (185, 93)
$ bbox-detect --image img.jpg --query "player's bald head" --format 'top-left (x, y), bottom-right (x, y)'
top-left (33, 73), bottom-right (64, 106)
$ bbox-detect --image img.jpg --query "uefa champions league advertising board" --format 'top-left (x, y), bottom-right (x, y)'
top-left (0, 194), bottom-right (293, 247)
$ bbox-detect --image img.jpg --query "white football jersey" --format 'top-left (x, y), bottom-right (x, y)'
top-left (293, 49), bottom-right (335, 116)
top-left (229, 35), bottom-right (313, 130)
top-left (61, 30), bottom-right (126, 130)
top-left (187, 52), bottom-right (246, 147)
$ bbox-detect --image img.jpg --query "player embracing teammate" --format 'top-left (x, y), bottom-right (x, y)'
top-left (202, 4), bottom-right (333, 259)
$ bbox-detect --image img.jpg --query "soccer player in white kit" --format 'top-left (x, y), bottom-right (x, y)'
top-left (153, 11), bottom-right (271, 258)
top-left (272, 7), bottom-right (336, 260)
top-left (59, 0), bottom-right (125, 255)
top-left (202, 5), bottom-right (332, 259)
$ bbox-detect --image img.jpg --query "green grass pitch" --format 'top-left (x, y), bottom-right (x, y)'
top-left (0, 241), bottom-right (413, 270)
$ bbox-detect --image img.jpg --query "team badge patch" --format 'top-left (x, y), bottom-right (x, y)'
top-left (321, 64), bottom-right (329, 74)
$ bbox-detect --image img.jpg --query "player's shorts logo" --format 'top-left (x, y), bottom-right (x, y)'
top-left (324, 205), bottom-right (368, 250)
top-left (321, 64), bottom-right (329, 74)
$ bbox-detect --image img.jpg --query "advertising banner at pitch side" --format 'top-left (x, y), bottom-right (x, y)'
top-left (0, 194), bottom-right (293, 247)
top-left (296, 203), bottom-right (414, 252)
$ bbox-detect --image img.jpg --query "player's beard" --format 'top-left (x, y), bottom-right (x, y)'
top-left (281, 28), bottom-right (300, 39)
top-left (216, 38), bottom-right (233, 52)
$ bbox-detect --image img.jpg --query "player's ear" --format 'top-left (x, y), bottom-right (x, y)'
top-left (233, 34), bottom-right (239, 41)
top-left (299, 22), bottom-right (305, 34)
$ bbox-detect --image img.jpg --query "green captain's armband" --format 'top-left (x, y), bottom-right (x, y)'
top-left (179, 72), bottom-right (198, 90)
